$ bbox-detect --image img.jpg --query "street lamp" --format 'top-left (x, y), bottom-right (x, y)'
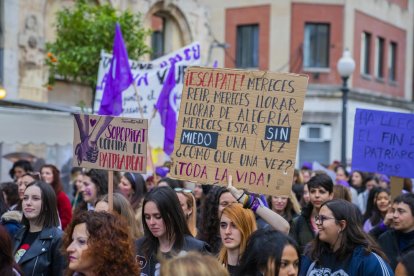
top-left (337, 49), bottom-right (355, 167)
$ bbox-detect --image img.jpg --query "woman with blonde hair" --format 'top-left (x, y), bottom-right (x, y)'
top-left (175, 188), bottom-right (197, 236)
top-left (95, 193), bottom-right (142, 239)
top-left (218, 203), bottom-right (257, 275)
top-left (161, 251), bottom-right (229, 276)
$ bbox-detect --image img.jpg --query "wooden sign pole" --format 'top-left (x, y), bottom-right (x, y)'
top-left (390, 176), bottom-right (404, 200)
top-left (108, 171), bottom-right (114, 212)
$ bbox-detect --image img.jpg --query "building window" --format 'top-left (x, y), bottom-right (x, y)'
top-left (304, 23), bottom-right (330, 68)
top-left (151, 31), bottom-right (164, 59)
top-left (388, 41), bottom-right (397, 82)
top-left (151, 15), bottom-right (165, 59)
top-left (360, 32), bottom-right (371, 75)
top-left (375, 37), bottom-right (385, 79)
top-left (236, 24), bottom-right (259, 68)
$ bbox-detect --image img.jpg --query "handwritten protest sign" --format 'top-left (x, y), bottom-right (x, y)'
top-left (352, 108), bottom-right (414, 178)
top-left (93, 42), bottom-right (201, 149)
top-left (73, 114), bottom-right (148, 173)
top-left (170, 67), bottom-right (308, 196)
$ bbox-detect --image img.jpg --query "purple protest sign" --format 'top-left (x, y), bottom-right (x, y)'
top-left (352, 108), bottom-right (414, 178)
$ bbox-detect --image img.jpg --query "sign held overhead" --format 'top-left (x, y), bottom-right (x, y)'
top-left (170, 67), bottom-right (308, 196)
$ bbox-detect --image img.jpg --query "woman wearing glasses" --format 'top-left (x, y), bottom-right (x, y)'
top-left (175, 188), bottom-right (198, 237)
top-left (136, 186), bottom-right (210, 276)
top-left (300, 199), bottom-right (392, 275)
top-left (290, 173), bottom-right (334, 253)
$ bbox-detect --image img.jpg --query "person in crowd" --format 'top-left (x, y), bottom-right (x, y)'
top-left (358, 174), bottom-right (380, 215)
top-left (363, 187), bottom-right (391, 232)
top-left (9, 160), bottom-right (33, 181)
top-left (300, 183), bottom-right (310, 208)
top-left (16, 173), bottom-right (39, 206)
top-left (161, 251), bottom-right (229, 276)
top-left (64, 211), bottom-right (139, 275)
top-left (1, 182), bottom-right (20, 210)
top-left (153, 166), bottom-right (169, 185)
top-left (145, 175), bottom-right (156, 192)
top-left (333, 184), bottom-right (363, 224)
top-left (13, 181), bottom-right (64, 275)
top-left (301, 199), bottom-right (393, 275)
top-left (40, 164), bottom-right (72, 229)
top-left (378, 193), bottom-right (414, 270)
top-left (0, 225), bottom-right (23, 276)
top-left (218, 203), bottom-right (257, 275)
top-left (290, 174), bottom-right (334, 253)
top-left (403, 178), bottom-right (413, 194)
top-left (350, 170), bottom-right (366, 194)
top-left (226, 176), bottom-right (290, 234)
top-left (238, 228), bottom-right (300, 276)
top-left (335, 165), bottom-right (359, 206)
top-left (378, 175), bottom-right (390, 190)
top-left (292, 169), bottom-right (305, 203)
top-left (268, 194), bottom-right (300, 226)
top-left (70, 167), bottom-right (83, 211)
top-left (118, 172), bottom-right (146, 236)
top-left (0, 190), bottom-right (22, 237)
top-left (95, 192), bottom-right (142, 239)
top-left (197, 185), bottom-right (230, 254)
top-left (76, 169), bottom-right (108, 212)
top-left (136, 186), bottom-right (210, 276)
top-left (0, 190), bottom-right (8, 216)
top-left (175, 188), bottom-right (197, 237)
top-left (193, 184), bottom-right (205, 230)
top-left (158, 177), bottom-right (184, 189)
top-left (395, 251), bottom-right (414, 276)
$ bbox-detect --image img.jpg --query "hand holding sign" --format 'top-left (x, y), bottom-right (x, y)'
top-left (171, 67), bottom-right (308, 196)
top-left (227, 175), bottom-right (245, 203)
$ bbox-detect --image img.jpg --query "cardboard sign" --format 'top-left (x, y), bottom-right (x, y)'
top-left (73, 114), bottom-right (148, 173)
top-left (352, 108), bottom-right (414, 178)
top-left (170, 67), bottom-right (308, 196)
top-left (93, 42), bottom-right (201, 149)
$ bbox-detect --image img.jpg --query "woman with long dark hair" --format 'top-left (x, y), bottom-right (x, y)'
top-left (301, 199), bottom-right (392, 275)
top-left (363, 187), bottom-right (391, 232)
top-left (118, 172), bottom-right (146, 236)
top-left (238, 228), bottom-right (300, 276)
top-left (290, 174), bottom-right (334, 253)
top-left (13, 181), bottom-right (64, 275)
top-left (136, 186), bottom-right (209, 276)
top-left (40, 164), bottom-right (72, 229)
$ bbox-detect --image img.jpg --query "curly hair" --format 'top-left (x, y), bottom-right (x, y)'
top-left (63, 211), bottom-right (139, 276)
top-left (197, 185), bottom-right (228, 254)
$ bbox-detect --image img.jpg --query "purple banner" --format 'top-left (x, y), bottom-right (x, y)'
top-left (352, 108), bottom-right (414, 178)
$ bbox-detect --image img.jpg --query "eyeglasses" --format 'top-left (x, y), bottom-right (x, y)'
top-left (174, 188), bottom-right (193, 194)
top-left (314, 215), bottom-right (336, 224)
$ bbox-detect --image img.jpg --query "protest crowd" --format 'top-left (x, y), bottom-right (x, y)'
top-left (1, 158), bottom-right (414, 276)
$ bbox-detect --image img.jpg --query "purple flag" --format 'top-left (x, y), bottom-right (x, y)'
top-left (98, 23), bottom-right (133, 116)
top-left (155, 63), bottom-right (177, 155)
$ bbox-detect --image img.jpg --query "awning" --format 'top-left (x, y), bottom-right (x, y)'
top-left (0, 107), bottom-right (74, 145)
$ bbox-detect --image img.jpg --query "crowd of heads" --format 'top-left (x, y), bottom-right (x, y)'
top-left (0, 158), bottom-right (413, 275)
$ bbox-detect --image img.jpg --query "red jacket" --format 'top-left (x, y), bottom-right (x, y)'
top-left (57, 191), bottom-right (72, 230)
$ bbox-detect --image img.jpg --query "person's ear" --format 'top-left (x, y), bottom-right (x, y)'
top-left (329, 193), bottom-right (334, 200)
top-left (338, 220), bottom-right (347, 233)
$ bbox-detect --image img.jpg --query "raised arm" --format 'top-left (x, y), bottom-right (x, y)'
top-left (227, 175), bottom-right (290, 234)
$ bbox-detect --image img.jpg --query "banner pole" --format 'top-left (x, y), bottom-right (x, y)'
top-left (108, 171), bottom-right (114, 212)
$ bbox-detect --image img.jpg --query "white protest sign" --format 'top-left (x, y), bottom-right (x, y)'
top-left (94, 42), bottom-right (201, 149)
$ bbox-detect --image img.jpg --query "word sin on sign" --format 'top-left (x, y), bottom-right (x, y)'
top-left (171, 67), bottom-right (308, 197)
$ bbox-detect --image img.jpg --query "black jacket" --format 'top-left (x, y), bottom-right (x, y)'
top-left (378, 229), bottom-right (414, 270)
top-left (13, 226), bottom-right (64, 276)
top-left (136, 235), bottom-right (210, 276)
